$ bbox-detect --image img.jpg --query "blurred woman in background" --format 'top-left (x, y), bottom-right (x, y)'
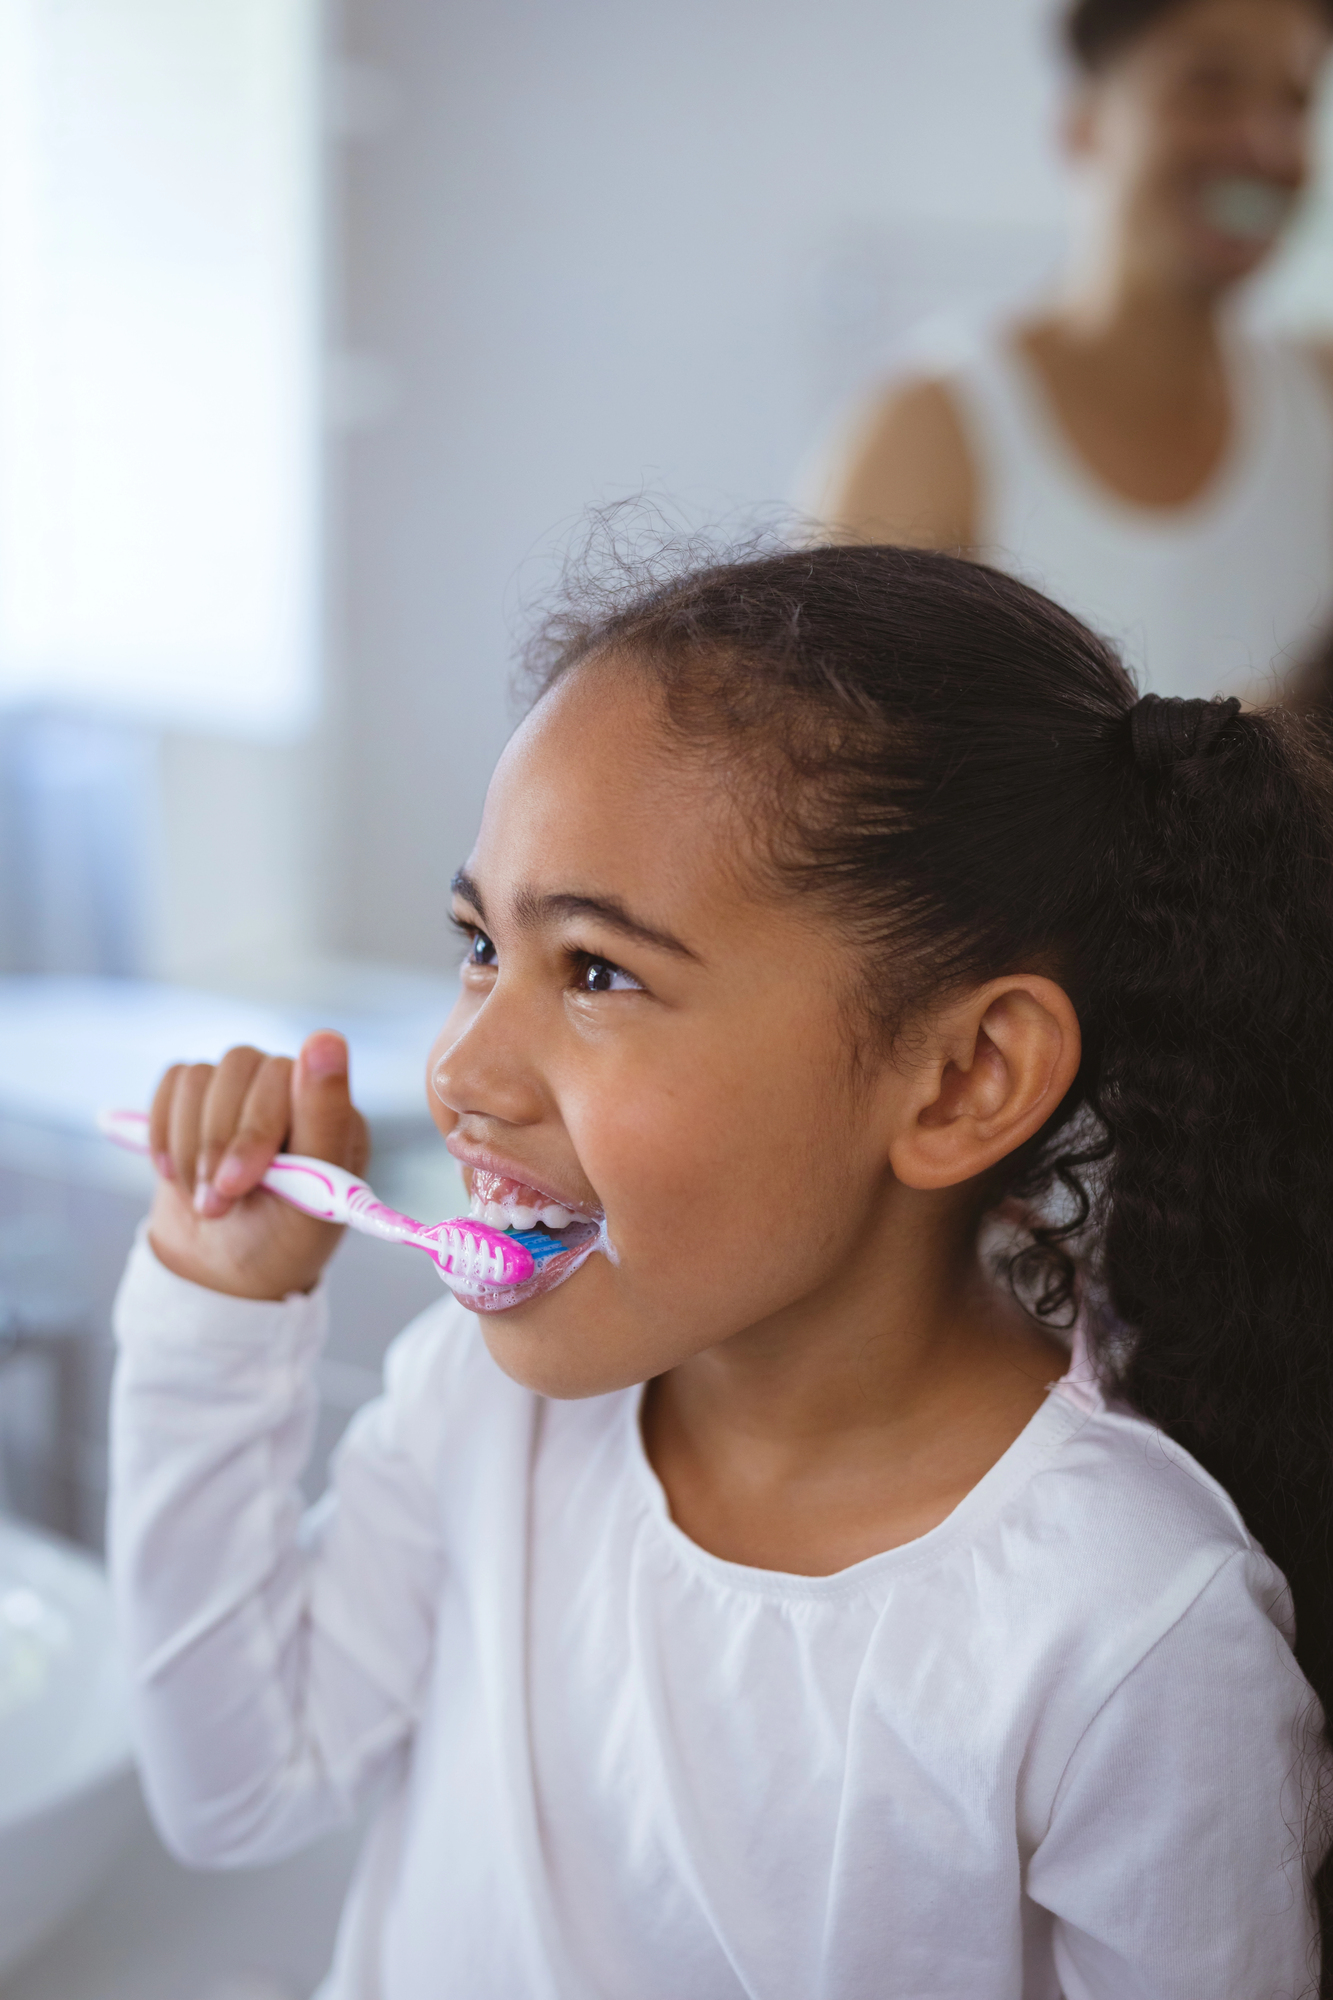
top-left (813, 0), bottom-right (1333, 702)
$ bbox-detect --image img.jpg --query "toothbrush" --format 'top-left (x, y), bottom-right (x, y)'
top-left (96, 1107), bottom-right (566, 1290)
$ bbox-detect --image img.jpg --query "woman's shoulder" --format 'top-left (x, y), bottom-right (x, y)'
top-left (800, 314), bottom-right (1053, 549)
top-left (1241, 331), bottom-right (1333, 427)
top-left (802, 370), bottom-right (976, 551)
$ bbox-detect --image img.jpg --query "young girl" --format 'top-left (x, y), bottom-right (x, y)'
top-left (111, 545), bottom-right (1333, 1999)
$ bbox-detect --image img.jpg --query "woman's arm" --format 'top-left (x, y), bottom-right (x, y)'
top-left (804, 375), bottom-right (978, 551)
top-left (108, 1236), bottom-right (449, 1867)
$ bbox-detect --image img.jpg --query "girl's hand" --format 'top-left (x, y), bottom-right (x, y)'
top-left (146, 1032), bottom-right (370, 1301)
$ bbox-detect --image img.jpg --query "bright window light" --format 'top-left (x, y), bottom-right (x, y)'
top-left (0, 0), bottom-right (320, 738)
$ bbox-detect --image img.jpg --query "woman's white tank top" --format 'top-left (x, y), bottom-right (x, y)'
top-left (941, 328), bottom-right (1333, 700)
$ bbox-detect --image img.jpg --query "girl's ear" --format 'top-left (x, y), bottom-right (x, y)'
top-left (888, 977), bottom-right (1082, 1192)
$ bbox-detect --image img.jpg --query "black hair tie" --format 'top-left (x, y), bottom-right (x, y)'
top-left (1128, 693), bottom-right (1241, 773)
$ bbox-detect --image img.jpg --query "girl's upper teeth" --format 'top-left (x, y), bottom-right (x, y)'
top-left (471, 1191), bottom-right (575, 1232)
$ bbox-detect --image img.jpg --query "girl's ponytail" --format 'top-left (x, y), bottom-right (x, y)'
top-left (1095, 698), bottom-right (1333, 1845)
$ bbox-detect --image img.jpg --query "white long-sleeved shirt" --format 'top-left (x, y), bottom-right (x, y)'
top-left (110, 1236), bottom-right (1324, 2000)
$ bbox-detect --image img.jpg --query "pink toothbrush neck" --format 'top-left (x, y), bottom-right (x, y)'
top-left (345, 1185), bottom-right (430, 1247)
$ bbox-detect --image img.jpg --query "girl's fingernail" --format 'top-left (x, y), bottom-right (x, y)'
top-left (213, 1157), bottom-right (246, 1195)
top-left (155, 1152), bottom-right (174, 1179)
top-left (304, 1033), bottom-right (347, 1078)
top-left (192, 1180), bottom-right (214, 1216)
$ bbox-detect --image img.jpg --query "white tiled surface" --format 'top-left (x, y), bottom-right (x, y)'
top-left (1, 1787), bottom-right (361, 2000)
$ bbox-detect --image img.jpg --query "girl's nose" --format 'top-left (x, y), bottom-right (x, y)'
top-left (430, 1007), bottom-right (546, 1132)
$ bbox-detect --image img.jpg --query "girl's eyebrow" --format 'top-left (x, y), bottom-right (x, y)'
top-left (519, 889), bottom-right (701, 963)
top-left (449, 869), bottom-right (698, 962)
top-left (450, 869), bottom-right (487, 919)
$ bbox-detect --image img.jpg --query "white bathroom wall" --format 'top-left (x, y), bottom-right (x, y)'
top-left (8, 1), bottom-right (1332, 983)
top-left (328, 0), bottom-right (1068, 968)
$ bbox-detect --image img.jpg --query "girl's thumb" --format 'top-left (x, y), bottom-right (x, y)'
top-left (291, 1032), bottom-right (366, 1170)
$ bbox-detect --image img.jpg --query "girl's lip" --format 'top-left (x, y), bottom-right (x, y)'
top-left (445, 1139), bottom-right (603, 1221)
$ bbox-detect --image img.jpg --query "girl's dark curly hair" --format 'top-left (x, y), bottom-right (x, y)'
top-left (530, 540), bottom-right (1333, 1979)
top-left (1065, 0), bottom-right (1333, 71)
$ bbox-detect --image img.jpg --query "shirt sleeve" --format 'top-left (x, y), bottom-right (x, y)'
top-left (1027, 1546), bottom-right (1326, 2000)
top-left (108, 1232), bottom-right (451, 1868)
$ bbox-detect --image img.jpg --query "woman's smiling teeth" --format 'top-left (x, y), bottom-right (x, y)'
top-left (1199, 175), bottom-right (1295, 244)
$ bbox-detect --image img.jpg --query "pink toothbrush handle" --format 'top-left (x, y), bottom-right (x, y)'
top-left (95, 1107), bottom-right (535, 1286)
top-left (98, 1107), bottom-right (377, 1221)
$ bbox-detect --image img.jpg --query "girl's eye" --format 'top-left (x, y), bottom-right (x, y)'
top-left (464, 929), bottom-right (496, 969)
top-left (578, 957), bottom-right (642, 994)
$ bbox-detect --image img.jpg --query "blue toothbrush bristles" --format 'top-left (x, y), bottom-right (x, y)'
top-left (506, 1227), bottom-right (570, 1264)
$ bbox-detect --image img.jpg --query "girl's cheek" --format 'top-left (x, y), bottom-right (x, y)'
top-left (567, 1097), bottom-right (709, 1241)
top-left (577, 1115), bottom-right (769, 1279)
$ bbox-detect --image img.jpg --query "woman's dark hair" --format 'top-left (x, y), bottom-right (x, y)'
top-left (530, 540), bottom-right (1333, 1981)
top-left (1065, 0), bottom-right (1333, 72)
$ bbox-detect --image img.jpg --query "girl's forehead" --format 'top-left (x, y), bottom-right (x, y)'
top-left (502, 665), bottom-right (724, 815)
top-left (474, 665), bottom-right (752, 901)
top-left (465, 659), bottom-right (848, 968)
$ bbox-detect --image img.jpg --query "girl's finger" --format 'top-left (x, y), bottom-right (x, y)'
top-left (149, 1064), bottom-right (185, 1179)
top-left (168, 1064), bottom-right (215, 1196)
top-left (211, 1055), bottom-right (295, 1202)
top-left (289, 1033), bottom-right (368, 1175)
top-left (194, 1046), bottom-right (267, 1218)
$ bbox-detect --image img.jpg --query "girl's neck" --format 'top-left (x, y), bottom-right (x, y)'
top-left (642, 1194), bottom-right (1069, 1576)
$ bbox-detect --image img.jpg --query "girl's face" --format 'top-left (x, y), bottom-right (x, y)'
top-left (427, 660), bottom-right (922, 1399)
top-left (1070, 0), bottom-right (1328, 291)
